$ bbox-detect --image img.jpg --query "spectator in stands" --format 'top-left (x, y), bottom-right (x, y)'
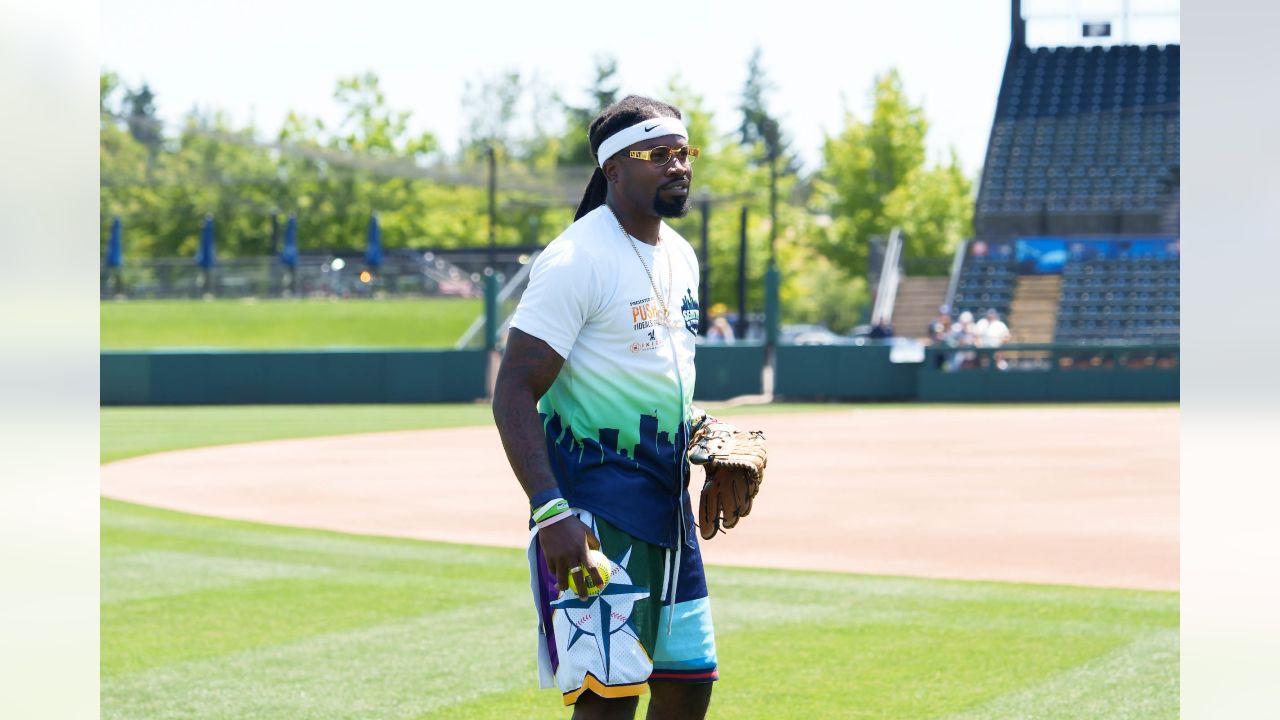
top-left (974, 309), bottom-right (1012, 347)
top-left (705, 303), bottom-right (736, 344)
top-left (974, 308), bottom-right (1012, 370)
top-left (927, 306), bottom-right (952, 345)
top-left (947, 311), bottom-right (977, 370)
top-left (706, 316), bottom-right (735, 344)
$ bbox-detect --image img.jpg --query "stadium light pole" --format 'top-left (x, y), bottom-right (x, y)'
top-left (737, 205), bottom-right (748, 341)
top-left (482, 142), bottom-right (502, 402)
top-left (487, 144), bottom-right (497, 268)
top-left (765, 148), bottom-right (781, 349)
top-left (699, 191), bottom-right (711, 335)
top-left (484, 143), bottom-right (499, 355)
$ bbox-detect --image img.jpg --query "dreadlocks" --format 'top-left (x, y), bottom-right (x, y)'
top-left (573, 95), bottom-right (683, 221)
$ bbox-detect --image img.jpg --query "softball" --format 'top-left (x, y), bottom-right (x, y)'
top-left (567, 549), bottom-right (613, 597)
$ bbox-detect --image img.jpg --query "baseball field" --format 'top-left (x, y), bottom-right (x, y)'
top-left (101, 403), bottom-right (1179, 719)
top-left (101, 298), bottom-right (483, 349)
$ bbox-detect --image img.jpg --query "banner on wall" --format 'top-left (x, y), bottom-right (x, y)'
top-left (1015, 236), bottom-right (1179, 274)
top-left (1016, 238), bottom-right (1069, 274)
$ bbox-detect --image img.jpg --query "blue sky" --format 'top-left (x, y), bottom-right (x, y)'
top-left (100, 0), bottom-right (1178, 175)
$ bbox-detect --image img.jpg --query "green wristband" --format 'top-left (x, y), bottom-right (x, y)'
top-left (532, 498), bottom-right (570, 523)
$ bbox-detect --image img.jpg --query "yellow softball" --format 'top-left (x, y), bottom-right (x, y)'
top-left (567, 549), bottom-right (613, 597)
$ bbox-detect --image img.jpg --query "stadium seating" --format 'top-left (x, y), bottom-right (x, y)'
top-left (944, 243), bottom-right (1179, 345)
top-left (951, 255), bottom-right (1017, 320)
top-left (976, 44), bottom-right (1179, 236)
top-left (1054, 256), bottom-right (1180, 343)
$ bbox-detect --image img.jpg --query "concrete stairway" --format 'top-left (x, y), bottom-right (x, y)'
top-left (1008, 275), bottom-right (1062, 343)
top-left (892, 276), bottom-right (950, 339)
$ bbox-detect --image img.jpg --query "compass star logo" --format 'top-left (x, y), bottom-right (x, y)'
top-left (550, 547), bottom-right (650, 682)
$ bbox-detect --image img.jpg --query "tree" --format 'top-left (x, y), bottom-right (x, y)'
top-left (557, 55), bottom-right (620, 166)
top-left (737, 47), bottom-right (800, 175)
top-left (813, 69), bottom-right (944, 278)
top-left (459, 68), bottom-right (523, 161)
top-left (100, 70), bottom-right (121, 118)
top-left (882, 149), bottom-right (974, 261)
top-left (122, 82), bottom-right (164, 156)
top-left (663, 76), bottom-right (789, 313)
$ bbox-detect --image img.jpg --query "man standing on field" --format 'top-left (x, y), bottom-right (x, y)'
top-left (492, 95), bottom-right (716, 720)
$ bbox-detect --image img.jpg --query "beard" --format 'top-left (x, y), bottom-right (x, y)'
top-left (653, 193), bottom-right (691, 218)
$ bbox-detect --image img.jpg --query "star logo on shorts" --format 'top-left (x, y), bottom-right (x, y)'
top-left (551, 547), bottom-right (649, 682)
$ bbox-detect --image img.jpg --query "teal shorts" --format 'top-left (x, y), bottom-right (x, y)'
top-left (528, 509), bottom-right (718, 705)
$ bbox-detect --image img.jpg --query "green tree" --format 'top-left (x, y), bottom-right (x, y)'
top-left (557, 55), bottom-right (620, 166)
top-left (459, 68), bottom-right (523, 161)
top-left (813, 69), bottom-right (951, 278)
top-left (100, 70), bottom-right (153, 256)
top-left (100, 70), bottom-right (121, 117)
top-left (663, 76), bottom-right (784, 314)
top-left (122, 82), bottom-right (164, 157)
top-left (882, 148), bottom-right (974, 262)
top-left (737, 47), bottom-right (800, 176)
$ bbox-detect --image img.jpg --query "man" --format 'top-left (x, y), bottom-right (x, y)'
top-left (705, 303), bottom-right (735, 344)
top-left (973, 308), bottom-right (1012, 370)
top-left (927, 305), bottom-right (952, 346)
top-left (492, 96), bottom-right (715, 720)
top-left (974, 308), bottom-right (1011, 348)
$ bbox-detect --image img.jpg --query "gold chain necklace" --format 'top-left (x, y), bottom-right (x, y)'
top-left (609, 207), bottom-right (680, 329)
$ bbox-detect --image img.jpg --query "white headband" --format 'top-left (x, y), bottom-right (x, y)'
top-left (596, 116), bottom-right (689, 168)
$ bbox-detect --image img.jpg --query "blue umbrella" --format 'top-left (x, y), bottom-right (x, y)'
top-left (106, 216), bottom-right (123, 268)
top-left (280, 213), bottom-right (299, 269)
top-left (196, 214), bottom-right (217, 269)
top-left (364, 212), bottom-right (382, 269)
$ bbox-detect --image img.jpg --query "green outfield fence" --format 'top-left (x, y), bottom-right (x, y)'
top-left (100, 343), bottom-right (1178, 405)
top-left (100, 349), bottom-right (489, 405)
top-left (775, 344), bottom-right (920, 400)
top-left (915, 344), bottom-right (1180, 402)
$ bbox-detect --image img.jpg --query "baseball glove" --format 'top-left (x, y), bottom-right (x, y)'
top-left (687, 415), bottom-right (767, 540)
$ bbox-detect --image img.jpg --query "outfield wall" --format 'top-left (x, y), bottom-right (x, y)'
top-left (100, 343), bottom-right (1178, 405)
top-left (100, 349), bottom-right (488, 405)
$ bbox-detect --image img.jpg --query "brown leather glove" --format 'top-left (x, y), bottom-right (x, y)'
top-left (687, 416), bottom-right (767, 540)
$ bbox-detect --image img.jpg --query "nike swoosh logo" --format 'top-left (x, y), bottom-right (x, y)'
top-left (644, 124), bottom-right (659, 132)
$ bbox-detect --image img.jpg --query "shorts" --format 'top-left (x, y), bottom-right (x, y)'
top-left (527, 509), bottom-right (718, 706)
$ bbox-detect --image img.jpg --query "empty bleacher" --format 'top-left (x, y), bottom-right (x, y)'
top-left (1054, 256), bottom-right (1180, 343)
top-left (951, 255), bottom-right (1017, 320)
top-left (976, 44), bottom-right (1179, 237)
top-left (943, 29), bottom-right (1182, 348)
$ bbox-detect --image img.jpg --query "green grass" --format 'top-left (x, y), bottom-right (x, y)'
top-left (102, 498), bottom-right (1178, 719)
top-left (102, 404), bottom-right (1179, 717)
top-left (100, 405), bottom-right (496, 464)
top-left (100, 298), bottom-right (482, 349)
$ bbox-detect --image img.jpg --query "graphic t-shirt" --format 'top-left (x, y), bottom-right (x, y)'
top-left (510, 205), bottom-right (701, 548)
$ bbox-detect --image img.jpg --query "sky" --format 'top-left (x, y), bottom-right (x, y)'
top-left (100, 0), bottom-right (1179, 177)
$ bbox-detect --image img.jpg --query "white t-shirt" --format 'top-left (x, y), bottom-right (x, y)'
top-left (509, 205), bottom-right (701, 545)
top-left (974, 318), bottom-right (1010, 347)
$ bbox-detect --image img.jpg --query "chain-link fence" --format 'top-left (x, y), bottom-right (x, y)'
top-left (100, 249), bottom-right (538, 300)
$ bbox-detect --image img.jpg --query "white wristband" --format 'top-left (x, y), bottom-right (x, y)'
top-left (536, 511), bottom-right (574, 532)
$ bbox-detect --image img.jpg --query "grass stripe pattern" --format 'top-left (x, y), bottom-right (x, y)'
top-left (102, 498), bottom-right (1177, 719)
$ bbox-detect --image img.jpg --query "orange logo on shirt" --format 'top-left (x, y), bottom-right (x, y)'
top-left (631, 301), bottom-right (661, 324)
top-left (629, 297), bottom-right (662, 331)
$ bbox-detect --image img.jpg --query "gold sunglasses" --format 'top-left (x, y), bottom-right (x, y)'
top-left (628, 145), bottom-right (700, 166)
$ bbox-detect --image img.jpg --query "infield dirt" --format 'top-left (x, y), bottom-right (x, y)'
top-left (100, 406), bottom-right (1178, 590)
